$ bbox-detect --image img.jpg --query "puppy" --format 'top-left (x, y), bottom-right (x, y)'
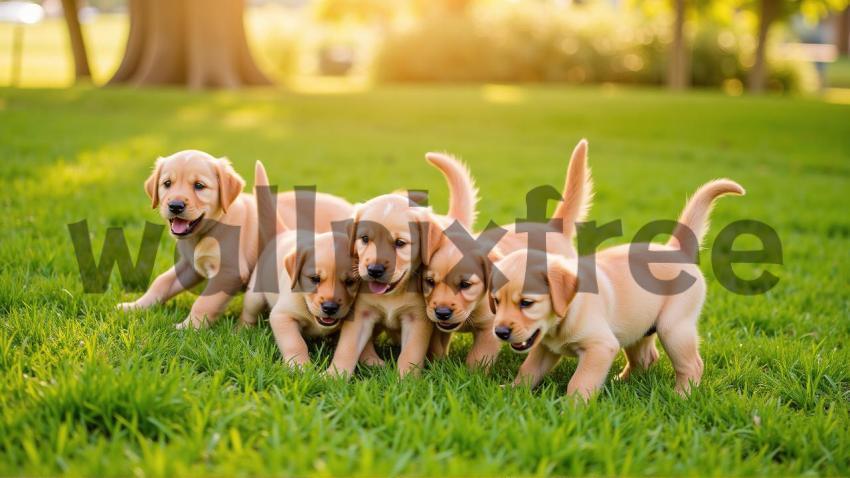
top-left (491, 179), bottom-right (744, 400)
top-left (422, 140), bottom-right (592, 369)
top-left (118, 150), bottom-right (352, 329)
top-left (326, 154), bottom-right (477, 377)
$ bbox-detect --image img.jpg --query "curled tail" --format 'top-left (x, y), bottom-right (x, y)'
top-left (254, 160), bottom-right (286, 235)
top-left (425, 152), bottom-right (479, 228)
top-left (550, 139), bottom-right (594, 239)
top-left (670, 179), bottom-right (745, 258)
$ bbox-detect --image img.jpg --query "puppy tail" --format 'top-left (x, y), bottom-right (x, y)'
top-left (425, 152), bottom-right (479, 229)
top-left (670, 179), bottom-right (745, 258)
top-left (254, 160), bottom-right (287, 235)
top-left (550, 139), bottom-right (593, 240)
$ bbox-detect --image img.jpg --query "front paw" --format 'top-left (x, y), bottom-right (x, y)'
top-left (117, 301), bottom-right (142, 312)
top-left (175, 315), bottom-right (206, 330)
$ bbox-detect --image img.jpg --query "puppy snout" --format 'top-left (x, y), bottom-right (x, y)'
top-left (366, 263), bottom-right (385, 279)
top-left (320, 301), bottom-right (340, 316)
top-left (494, 325), bottom-right (512, 341)
top-left (168, 200), bottom-right (186, 214)
top-left (434, 306), bottom-right (453, 321)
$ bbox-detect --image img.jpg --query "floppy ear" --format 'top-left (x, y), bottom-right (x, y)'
top-left (546, 260), bottom-right (579, 318)
top-left (284, 248), bottom-right (307, 291)
top-left (484, 249), bottom-right (503, 314)
top-left (144, 158), bottom-right (164, 209)
top-left (417, 214), bottom-right (443, 267)
top-left (347, 207), bottom-right (360, 258)
top-left (214, 158), bottom-right (245, 214)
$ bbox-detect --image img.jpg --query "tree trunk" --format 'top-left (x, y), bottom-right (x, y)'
top-left (837, 6), bottom-right (850, 57)
top-left (61, 0), bottom-right (91, 81)
top-left (108, 0), bottom-right (271, 89)
top-left (667, 0), bottom-right (688, 90)
top-left (748, 0), bottom-right (778, 93)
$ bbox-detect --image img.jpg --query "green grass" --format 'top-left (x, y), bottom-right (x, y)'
top-left (827, 57), bottom-right (850, 89)
top-left (0, 84), bottom-right (849, 477)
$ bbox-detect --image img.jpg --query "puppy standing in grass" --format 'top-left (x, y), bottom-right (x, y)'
top-left (326, 155), bottom-right (477, 377)
top-left (239, 163), bottom-right (363, 366)
top-left (421, 140), bottom-right (593, 369)
top-left (118, 150), bottom-right (352, 329)
top-left (491, 179), bottom-right (744, 399)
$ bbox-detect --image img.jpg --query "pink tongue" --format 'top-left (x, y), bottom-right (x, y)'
top-left (369, 281), bottom-right (390, 294)
top-left (171, 218), bottom-right (190, 234)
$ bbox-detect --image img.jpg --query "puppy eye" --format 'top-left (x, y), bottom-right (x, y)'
top-left (394, 239), bottom-right (407, 248)
top-left (361, 235), bottom-right (369, 244)
top-left (424, 277), bottom-right (435, 287)
top-left (194, 182), bottom-right (205, 191)
top-left (309, 275), bottom-right (321, 284)
top-left (519, 299), bottom-right (534, 308)
top-left (458, 280), bottom-right (472, 290)
top-left (163, 180), bottom-right (172, 188)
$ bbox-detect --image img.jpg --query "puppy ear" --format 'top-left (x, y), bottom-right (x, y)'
top-left (284, 248), bottom-right (306, 291)
top-left (144, 158), bottom-right (163, 209)
top-left (347, 206), bottom-right (360, 258)
top-left (214, 158), bottom-right (245, 214)
top-left (417, 214), bottom-right (443, 267)
top-left (546, 260), bottom-right (578, 318)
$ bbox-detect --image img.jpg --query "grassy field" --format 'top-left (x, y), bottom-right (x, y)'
top-left (0, 83), bottom-right (848, 477)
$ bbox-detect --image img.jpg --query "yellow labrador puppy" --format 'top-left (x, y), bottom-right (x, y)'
top-left (327, 154), bottom-right (477, 377)
top-left (491, 179), bottom-right (744, 400)
top-left (118, 150), bottom-right (352, 329)
top-left (422, 140), bottom-right (593, 370)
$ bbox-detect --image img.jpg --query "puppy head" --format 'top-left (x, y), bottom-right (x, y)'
top-left (145, 150), bottom-right (245, 238)
top-left (490, 250), bottom-right (578, 353)
top-left (350, 194), bottom-right (440, 296)
top-left (285, 232), bottom-right (359, 329)
top-left (422, 237), bottom-right (492, 332)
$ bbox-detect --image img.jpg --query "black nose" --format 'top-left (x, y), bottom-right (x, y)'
top-left (494, 325), bottom-right (512, 340)
top-left (168, 200), bottom-right (185, 214)
top-left (320, 301), bottom-right (339, 316)
top-left (367, 263), bottom-right (385, 279)
top-left (434, 307), bottom-right (453, 321)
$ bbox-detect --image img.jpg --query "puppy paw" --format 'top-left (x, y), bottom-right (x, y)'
top-left (117, 301), bottom-right (141, 312)
top-left (358, 353), bottom-right (385, 367)
top-left (176, 316), bottom-right (204, 330)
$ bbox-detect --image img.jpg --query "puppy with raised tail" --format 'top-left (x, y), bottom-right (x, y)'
top-left (491, 179), bottom-right (744, 400)
top-left (239, 162), bottom-right (362, 366)
top-left (118, 150), bottom-right (352, 329)
top-left (326, 154), bottom-right (476, 378)
top-left (422, 140), bottom-right (593, 370)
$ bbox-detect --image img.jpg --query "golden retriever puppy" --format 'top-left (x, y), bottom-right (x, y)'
top-left (118, 150), bottom-right (352, 329)
top-left (491, 179), bottom-right (744, 400)
top-left (422, 140), bottom-right (593, 370)
top-left (326, 154), bottom-right (477, 378)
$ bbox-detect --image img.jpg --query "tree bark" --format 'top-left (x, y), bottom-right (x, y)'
top-left (61, 0), bottom-right (91, 81)
top-left (837, 6), bottom-right (850, 57)
top-left (667, 0), bottom-right (688, 90)
top-left (108, 0), bottom-right (271, 89)
top-left (748, 0), bottom-right (778, 93)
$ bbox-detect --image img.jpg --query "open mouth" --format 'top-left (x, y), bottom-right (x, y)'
top-left (366, 272), bottom-right (405, 295)
top-left (169, 214), bottom-right (204, 236)
top-left (435, 321), bottom-right (461, 332)
top-left (510, 329), bottom-right (541, 352)
top-left (315, 315), bottom-right (340, 328)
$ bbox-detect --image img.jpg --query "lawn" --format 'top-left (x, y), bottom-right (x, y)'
top-left (0, 83), bottom-right (849, 477)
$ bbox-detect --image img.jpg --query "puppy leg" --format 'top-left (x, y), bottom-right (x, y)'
top-left (178, 290), bottom-right (233, 329)
top-left (466, 328), bottom-right (502, 371)
top-left (269, 310), bottom-right (310, 367)
top-left (513, 346), bottom-right (561, 388)
top-left (618, 334), bottom-right (660, 380)
top-left (239, 290), bottom-right (267, 328)
top-left (118, 261), bottom-right (201, 310)
top-left (328, 306), bottom-right (377, 378)
top-left (566, 341), bottom-right (619, 401)
top-left (427, 330), bottom-right (452, 361)
top-left (358, 329), bottom-right (385, 366)
top-left (397, 312), bottom-right (433, 377)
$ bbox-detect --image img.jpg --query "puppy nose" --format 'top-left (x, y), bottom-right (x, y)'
top-left (320, 301), bottom-right (340, 315)
top-left (434, 307), bottom-right (453, 321)
top-left (168, 200), bottom-right (185, 214)
top-left (494, 325), bottom-right (512, 341)
top-left (367, 263), bottom-right (385, 279)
